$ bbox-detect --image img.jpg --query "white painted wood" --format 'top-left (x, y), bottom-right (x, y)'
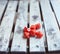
top-left (40, 0), bottom-right (60, 51)
top-left (30, 1), bottom-right (45, 52)
top-left (50, 0), bottom-right (60, 26)
top-left (11, 1), bottom-right (28, 52)
top-left (0, 1), bottom-right (7, 20)
top-left (0, 1), bottom-right (17, 51)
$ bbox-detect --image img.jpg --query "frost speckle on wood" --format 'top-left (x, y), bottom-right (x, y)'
top-left (16, 26), bottom-right (23, 34)
top-left (32, 15), bottom-right (38, 20)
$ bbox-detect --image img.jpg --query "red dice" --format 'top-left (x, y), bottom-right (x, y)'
top-left (23, 23), bottom-right (43, 39)
top-left (23, 32), bottom-right (30, 39)
top-left (30, 23), bottom-right (41, 30)
top-left (30, 29), bottom-right (36, 36)
top-left (30, 25), bottom-right (36, 30)
top-left (35, 31), bottom-right (43, 38)
top-left (35, 23), bottom-right (41, 29)
top-left (23, 27), bottom-right (28, 32)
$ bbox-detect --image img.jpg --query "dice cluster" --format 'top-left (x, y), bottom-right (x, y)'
top-left (23, 23), bottom-right (43, 39)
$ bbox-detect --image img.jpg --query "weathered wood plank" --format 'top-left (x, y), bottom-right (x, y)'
top-left (0, 1), bottom-right (17, 51)
top-left (0, 1), bottom-right (7, 20)
top-left (50, 0), bottom-right (60, 27)
top-left (40, 0), bottom-right (60, 51)
top-left (30, 1), bottom-right (45, 52)
top-left (11, 1), bottom-right (28, 53)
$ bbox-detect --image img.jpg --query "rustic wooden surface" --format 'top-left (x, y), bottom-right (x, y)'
top-left (0, 1), bottom-right (17, 52)
top-left (11, 0), bottom-right (28, 52)
top-left (50, 0), bottom-right (60, 27)
top-left (0, 0), bottom-right (60, 54)
top-left (30, 0), bottom-right (45, 52)
top-left (40, 0), bottom-right (60, 51)
top-left (0, 1), bottom-right (7, 23)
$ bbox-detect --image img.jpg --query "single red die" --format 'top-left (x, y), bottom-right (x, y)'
top-left (35, 31), bottom-right (43, 38)
top-left (35, 23), bottom-right (41, 29)
top-left (23, 27), bottom-right (28, 32)
top-left (30, 29), bottom-right (36, 36)
top-left (30, 25), bottom-right (36, 30)
top-left (23, 32), bottom-right (30, 39)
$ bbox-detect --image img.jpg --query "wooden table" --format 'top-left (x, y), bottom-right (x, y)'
top-left (0, 0), bottom-right (60, 54)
